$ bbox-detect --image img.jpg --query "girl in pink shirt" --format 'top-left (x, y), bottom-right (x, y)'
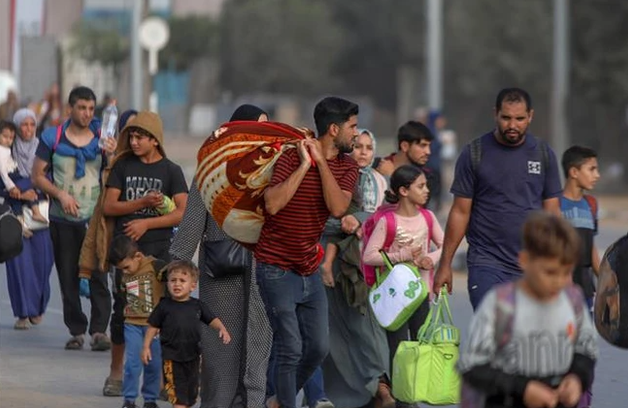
top-left (362, 165), bottom-right (444, 371)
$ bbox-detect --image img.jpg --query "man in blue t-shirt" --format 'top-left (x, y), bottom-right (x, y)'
top-left (433, 88), bottom-right (562, 310)
top-left (32, 86), bottom-right (117, 350)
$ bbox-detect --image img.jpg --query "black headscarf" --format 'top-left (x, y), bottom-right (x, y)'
top-left (229, 104), bottom-right (268, 121)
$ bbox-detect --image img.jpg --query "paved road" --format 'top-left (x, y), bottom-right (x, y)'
top-left (1, 227), bottom-right (627, 408)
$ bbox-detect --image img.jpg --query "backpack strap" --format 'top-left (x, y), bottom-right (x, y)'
top-left (470, 137), bottom-right (482, 175)
top-left (419, 207), bottom-right (434, 243)
top-left (584, 194), bottom-right (598, 233)
top-left (539, 139), bottom-right (550, 173)
top-left (494, 282), bottom-right (517, 350)
top-left (564, 284), bottom-right (585, 324)
top-left (53, 124), bottom-right (63, 153)
top-left (382, 210), bottom-right (396, 250)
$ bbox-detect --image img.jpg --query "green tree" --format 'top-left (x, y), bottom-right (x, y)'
top-left (323, 0), bottom-right (426, 109)
top-left (69, 22), bottom-right (129, 72)
top-left (220, 0), bottom-right (343, 96)
top-left (571, 0), bottom-right (628, 169)
top-left (159, 15), bottom-right (219, 72)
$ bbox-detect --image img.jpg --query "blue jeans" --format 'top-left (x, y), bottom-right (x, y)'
top-left (257, 263), bottom-right (330, 408)
top-left (303, 367), bottom-right (327, 407)
top-left (123, 323), bottom-right (162, 403)
top-left (467, 265), bottom-right (520, 311)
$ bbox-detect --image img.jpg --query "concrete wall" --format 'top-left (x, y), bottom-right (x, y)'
top-left (0, 0), bottom-right (12, 71)
top-left (20, 36), bottom-right (58, 103)
top-left (45, 0), bottom-right (83, 37)
top-left (171, 0), bottom-right (224, 19)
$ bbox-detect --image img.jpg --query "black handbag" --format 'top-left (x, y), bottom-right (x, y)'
top-left (203, 238), bottom-right (252, 278)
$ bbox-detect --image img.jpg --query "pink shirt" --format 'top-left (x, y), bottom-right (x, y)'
top-left (362, 210), bottom-right (444, 286)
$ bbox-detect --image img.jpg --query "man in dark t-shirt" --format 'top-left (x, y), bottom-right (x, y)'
top-left (255, 97), bottom-right (359, 408)
top-left (433, 88), bottom-right (562, 310)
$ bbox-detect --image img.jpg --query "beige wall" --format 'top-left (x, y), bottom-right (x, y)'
top-left (172, 0), bottom-right (225, 19)
top-left (0, 0), bottom-right (11, 71)
top-left (44, 0), bottom-right (83, 37)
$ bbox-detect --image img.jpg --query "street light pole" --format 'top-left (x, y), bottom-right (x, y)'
top-left (130, 0), bottom-right (143, 110)
top-left (551, 0), bottom-right (570, 161)
top-left (426, 0), bottom-right (443, 111)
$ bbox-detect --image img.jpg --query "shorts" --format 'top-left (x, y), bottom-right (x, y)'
top-left (163, 358), bottom-right (200, 406)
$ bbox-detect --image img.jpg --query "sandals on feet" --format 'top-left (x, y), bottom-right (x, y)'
top-left (91, 333), bottom-right (112, 351)
top-left (14, 318), bottom-right (31, 330)
top-left (29, 316), bottom-right (43, 325)
top-left (65, 335), bottom-right (85, 350)
top-left (103, 376), bottom-right (123, 397)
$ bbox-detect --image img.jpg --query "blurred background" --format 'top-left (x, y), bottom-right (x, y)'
top-left (0, 0), bottom-right (627, 195)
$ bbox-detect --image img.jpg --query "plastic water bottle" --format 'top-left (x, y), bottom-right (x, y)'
top-left (99, 100), bottom-right (118, 149)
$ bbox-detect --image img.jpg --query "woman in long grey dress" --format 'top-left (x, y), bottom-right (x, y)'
top-left (169, 105), bottom-right (272, 408)
top-left (320, 130), bottom-right (394, 408)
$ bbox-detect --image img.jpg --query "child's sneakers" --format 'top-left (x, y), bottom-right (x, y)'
top-left (121, 401), bottom-right (136, 408)
top-left (143, 402), bottom-right (158, 408)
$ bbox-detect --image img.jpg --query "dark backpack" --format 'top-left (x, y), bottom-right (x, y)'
top-left (0, 203), bottom-right (23, 263)
top-left (469, 136), bottom-right (550, 175)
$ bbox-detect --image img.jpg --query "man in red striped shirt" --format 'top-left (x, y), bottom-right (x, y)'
top-left (255, 97), bottom-right (359, 408)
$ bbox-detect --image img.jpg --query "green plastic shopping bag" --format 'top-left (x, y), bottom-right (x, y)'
top-left (392, 288), bottom-right (461, 405)
top-left (368, 251), bottom-right (429, 331)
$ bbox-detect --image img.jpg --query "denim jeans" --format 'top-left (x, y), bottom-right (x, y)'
top-left (302, 366), bottom-right (326, 407)
top-left (123, 323), bottom-right (162, 403)
top-left (467, 264), bottom-right (520, 311)
top-left (257, 262), bottom-right (330, 408)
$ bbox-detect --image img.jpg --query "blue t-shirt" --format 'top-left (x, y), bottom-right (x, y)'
top-left (561, 195), bottom-right (597, 297)
top-left (451, 132), bottom-right (562, 274)
top-left (35, 120), bottom-right (103, 224)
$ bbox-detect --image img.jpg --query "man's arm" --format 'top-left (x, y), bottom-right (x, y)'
top-left (591, 245), bottom-right (601, 276)
top-left (542, 197), bottom-right (561, 217)
top-left (265, 141), bottom-right (311, 215)
top-left (32, 157), bottom-right (62, 198)
top-left (316, 159), bottom-right (353, 218)
top-left (433, 196), bottom-right (472, 293)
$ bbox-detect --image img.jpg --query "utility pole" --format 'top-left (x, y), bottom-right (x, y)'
top-left (551, 0), bottom-right (570, 160)
top-left (130, 0), bottom-right (143, 110)
top-left (426, 0), bottom-right (443, 111)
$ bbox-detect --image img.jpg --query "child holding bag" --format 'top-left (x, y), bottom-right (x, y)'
top-left (361, 164), bottom-right (444, 372)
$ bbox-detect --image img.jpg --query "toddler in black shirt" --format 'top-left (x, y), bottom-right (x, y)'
top-left (142, 260), bottom-right (231, 408)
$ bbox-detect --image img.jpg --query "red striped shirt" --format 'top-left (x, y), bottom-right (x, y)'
top-left (255, 148), bottom-right (359, 275)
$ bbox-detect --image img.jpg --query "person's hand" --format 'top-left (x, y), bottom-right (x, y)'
top-left (557, 374), bottom-right (582, 407)
top-left (8, 187), bottom-right (21, 199)
top-left (433, 263), bottom-right (453, 295)
top-left (124, 219), bottom-right (150, 241)
top-left (219, 327), bottom-right (232, 344)
top-left (141, 347), bottom-right (152, 365)
top-left (142, 191), bottom-right (163, 208)
top-left (523, 380), bottom-right (559, 408)
top-left (102, 137), bottom-right (117, 155)
top-left (410, 245), bottom-right (423, 261)
top-left (58, 191), bottom-right (80, 217)
top-left (79, 278), bottom-right (90, 298)
top-left (415, 256), bottom-right (434, 270)
top-left (21, 189), bottom-right (38, 202)
top-left (340, 215), bottom-right (360, 235)
top-left (297, 140), bottom-right (312, 169)
top-left (321, 262), bottom-right (335, 288)
top-left (376, 158), bottom-right (395, 176)
top-left (305, 138), bottom-right (325, 164)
